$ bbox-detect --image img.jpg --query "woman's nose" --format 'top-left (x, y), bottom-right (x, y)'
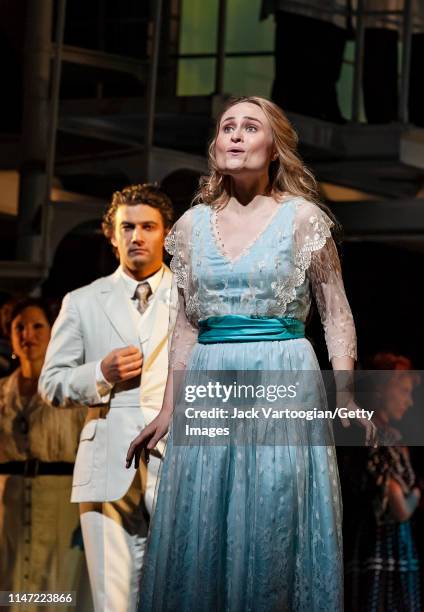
top-left (230, 129), bottom-right (242, 142)
top-left (22, 325), bottom-right (34, 341)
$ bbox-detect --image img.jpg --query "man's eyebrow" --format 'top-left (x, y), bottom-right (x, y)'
top-left (121, 219), bottom-right (159, 225)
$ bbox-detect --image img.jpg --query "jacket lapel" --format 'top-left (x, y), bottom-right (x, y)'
top-left (96, 268), bottom-right (140, 348)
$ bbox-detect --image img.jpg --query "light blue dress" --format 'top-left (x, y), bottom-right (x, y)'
top-left (138, 198), bottom-right (357, 611)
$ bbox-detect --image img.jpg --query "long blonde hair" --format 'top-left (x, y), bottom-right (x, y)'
top-left (194, 96), bottom-right (327, 212)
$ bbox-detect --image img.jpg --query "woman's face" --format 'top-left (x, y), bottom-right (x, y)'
top-left (378, 372), bottom-right (415, 421)
top-left (11, 306), bottom-right (51, 365)
top-left (215, 102), bottom-right (274, 178)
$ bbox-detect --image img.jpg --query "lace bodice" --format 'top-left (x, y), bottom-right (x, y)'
top-left (165, 197), bottom-right (357, 369)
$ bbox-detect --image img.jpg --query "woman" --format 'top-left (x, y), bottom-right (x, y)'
top-left (0, 298), bottom-right (88, 611)
top-left (127, 96), bottom-right (368, 611)
top-left (344, 353), bottom-right (421, 611)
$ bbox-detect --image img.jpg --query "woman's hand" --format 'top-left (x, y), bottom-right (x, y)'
top-left (337, 394), bottom-right (378, 447)
top-left (389, 481), bottom-right (421, 521)
top-left (412, 486), bottom-right (422, 501)
top-left (331, 364), bottom-right (377, 444)
top-left (126, 412), bottom-right (171, 469)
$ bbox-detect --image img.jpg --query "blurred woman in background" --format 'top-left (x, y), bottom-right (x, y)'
top-left (0, 298), bottom-right (89, 611)
top-left (344, 353), bottom-right (421, 611)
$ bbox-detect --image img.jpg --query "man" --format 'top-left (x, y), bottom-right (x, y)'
top-left (39, 184), bottom-right (174, 612)
top-left (261, 0), bottom-right (349, 123)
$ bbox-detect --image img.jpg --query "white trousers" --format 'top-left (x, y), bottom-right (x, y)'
top-left (79, 455), bottom-right (161, 612)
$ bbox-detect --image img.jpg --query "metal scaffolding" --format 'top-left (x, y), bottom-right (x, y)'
top-left (5, 0), bottom-right (422, 291)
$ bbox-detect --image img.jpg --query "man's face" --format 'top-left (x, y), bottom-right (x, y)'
top-left (111, 204), bottom-right (166, 279)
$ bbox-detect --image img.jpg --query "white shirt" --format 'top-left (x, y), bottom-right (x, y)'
top-left (95, 265), bottom-right (165, 402)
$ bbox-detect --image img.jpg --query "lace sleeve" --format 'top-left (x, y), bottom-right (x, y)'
top-left (168, 287), bottom-right (198, 371)
top-left (165, 210), bottom-right (198, 372)
top-left (294, 200), bottom-right (357, 362)
top-left (164, 212), bottom-right (189, 291)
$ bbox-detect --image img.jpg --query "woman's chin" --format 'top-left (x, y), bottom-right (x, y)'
top-left (22, 348), bottom-right (43, 363)
top-left (220, 164), bottom-right (249, 176)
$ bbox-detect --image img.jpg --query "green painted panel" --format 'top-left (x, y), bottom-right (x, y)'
top-left (223, 57), bottom-right (273, 97)
top-left (178, 0), bottom-right (358, 121)
top-left (177, 58), bottom-right (216, 95)
top-left (179, 0), bottom-right (219, 54)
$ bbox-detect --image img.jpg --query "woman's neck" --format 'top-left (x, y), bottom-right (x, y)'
top-left (230, 174), bottom-right (270, 206)
top-left (20, 359), bottom-right (43, 381)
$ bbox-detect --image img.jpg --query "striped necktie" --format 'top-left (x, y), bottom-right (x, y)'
top-left (135, 281), bottom-right (152, 315)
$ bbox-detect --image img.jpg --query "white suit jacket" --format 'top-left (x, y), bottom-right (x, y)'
top-left (39, 266), bottom-right (172, 503)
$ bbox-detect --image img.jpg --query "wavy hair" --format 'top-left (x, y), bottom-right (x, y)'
top-left (193, 96), bottom-right (337, 228)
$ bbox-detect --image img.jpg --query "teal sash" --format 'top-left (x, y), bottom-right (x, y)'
top-left (198, 315), bottom-right (305, 344)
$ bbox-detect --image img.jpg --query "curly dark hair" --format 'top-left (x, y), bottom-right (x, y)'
top-left (102, 183), bottom-right (174, 250)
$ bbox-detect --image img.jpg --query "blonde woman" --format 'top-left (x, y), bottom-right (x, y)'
top-left (127, 96), bottom-right (369, 611)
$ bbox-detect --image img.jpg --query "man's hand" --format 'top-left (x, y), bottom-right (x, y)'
top-left (100, 346), bottom-right (143, 384)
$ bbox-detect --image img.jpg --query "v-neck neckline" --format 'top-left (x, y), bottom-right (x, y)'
top-left (209, 201), bottom-right (284, 265)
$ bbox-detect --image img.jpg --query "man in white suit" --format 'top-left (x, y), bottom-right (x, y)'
top-left (39, 184), bottom-right (174, 612)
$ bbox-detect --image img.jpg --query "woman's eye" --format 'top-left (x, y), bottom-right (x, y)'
top-left (246, 125), bottom-right (257, 132)
top-left (223, 125), bottom-right (234, 133)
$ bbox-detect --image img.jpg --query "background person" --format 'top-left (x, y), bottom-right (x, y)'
top-left (0, 298), bottom-right (88, 611)
top-left (344, 352), bottom-right (421, 611)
